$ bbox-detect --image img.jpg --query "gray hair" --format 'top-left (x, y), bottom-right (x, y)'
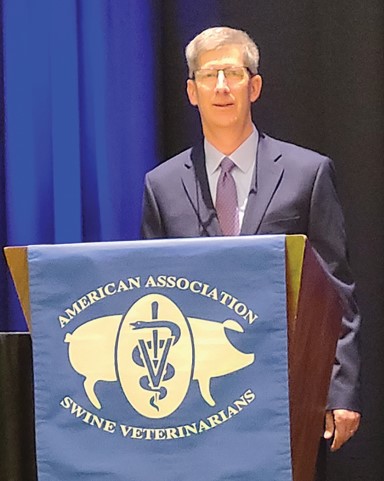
top-left (185, 26), bottom-right (260, 78)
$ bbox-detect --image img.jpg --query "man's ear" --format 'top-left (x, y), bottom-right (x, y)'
top-left (250, 74), bottom-right (262, 103)
top-left (187, 79), bottom-right (198, 106)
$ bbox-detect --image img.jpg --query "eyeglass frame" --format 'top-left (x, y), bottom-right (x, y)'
top-left (191, 66), bottom-right (256, 83)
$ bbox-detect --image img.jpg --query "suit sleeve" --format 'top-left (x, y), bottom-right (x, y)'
top-left (308, 157), bottom-right (361, 413)
top-left (141, 174), bottom-right (166, 239)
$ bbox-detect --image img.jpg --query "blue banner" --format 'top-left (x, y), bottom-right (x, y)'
top-left (28, 235), bottom-right (292, 481)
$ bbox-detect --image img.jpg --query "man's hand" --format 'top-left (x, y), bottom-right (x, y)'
top-left (324, 409), bottom-right (361, 451)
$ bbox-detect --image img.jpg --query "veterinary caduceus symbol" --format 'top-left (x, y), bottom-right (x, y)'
top-left (131, 301), bottom-right (181, 410)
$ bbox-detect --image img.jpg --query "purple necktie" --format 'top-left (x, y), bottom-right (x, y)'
top-left (216, 157), bottom-right (240, 236)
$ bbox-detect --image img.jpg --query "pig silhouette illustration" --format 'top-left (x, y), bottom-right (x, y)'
top-left (64, 301), bottom-right (254, 411)
top-left (188, 317), bottom-right (254, 406)
top-left (64, 315), bottom-right (121, 409)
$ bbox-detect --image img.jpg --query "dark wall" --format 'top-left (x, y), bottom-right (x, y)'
top-left (158, 1), bottom-right (384, 480)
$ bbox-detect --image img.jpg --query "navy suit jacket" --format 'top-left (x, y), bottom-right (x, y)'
top-left (141, 131), bottom-right (361, 412)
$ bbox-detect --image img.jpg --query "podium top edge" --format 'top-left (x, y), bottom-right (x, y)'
top-left (3, 234), bottom-right (307, 250)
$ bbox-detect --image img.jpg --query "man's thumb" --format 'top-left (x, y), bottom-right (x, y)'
top-left (324, 410), bottom-right (335, 439)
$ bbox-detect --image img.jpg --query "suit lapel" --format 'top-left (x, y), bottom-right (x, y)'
top-left (241, 133), bottom-right (284, 235)
top-left (181, 142), bottom-right (222, 236)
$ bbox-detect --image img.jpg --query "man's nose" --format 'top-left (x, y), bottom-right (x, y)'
top-left (214, 70), bottom-right (230, 92)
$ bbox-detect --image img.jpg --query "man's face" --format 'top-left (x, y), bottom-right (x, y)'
top-left (186, 45), bottom-right (262, 135)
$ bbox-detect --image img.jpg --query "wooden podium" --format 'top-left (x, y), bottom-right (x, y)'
top-left (285, 236), bottom-right (342, 481)
top-left (4, 235), bottom-right (342, 481)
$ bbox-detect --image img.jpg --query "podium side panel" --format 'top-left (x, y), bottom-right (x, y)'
top-left (289, 244), bottom-right (342, 481)
top-left (4, 246), bottom-right (31, 329)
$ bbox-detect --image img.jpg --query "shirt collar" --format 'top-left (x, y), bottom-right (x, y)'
top-left (204, 125), bottom-right (259, 175)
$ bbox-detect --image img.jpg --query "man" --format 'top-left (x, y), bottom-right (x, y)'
top-left (141, 26), bottom-right (361, 451)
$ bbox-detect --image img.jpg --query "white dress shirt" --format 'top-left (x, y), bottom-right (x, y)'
top-left (204, 126), bottom-right (259, 228)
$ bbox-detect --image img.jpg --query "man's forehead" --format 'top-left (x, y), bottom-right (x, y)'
top-left (197, 44), bottom-right (245, 68)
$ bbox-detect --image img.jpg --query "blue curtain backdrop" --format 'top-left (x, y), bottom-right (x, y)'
top-left (0, 0), bottom-right (160, 330)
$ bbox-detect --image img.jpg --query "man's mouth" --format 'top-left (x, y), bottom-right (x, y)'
top-left (213, 103), bottom-right (234, 108)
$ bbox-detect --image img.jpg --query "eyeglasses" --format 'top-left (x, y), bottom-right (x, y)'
top-left (192, 66), bottom-right (252, 86)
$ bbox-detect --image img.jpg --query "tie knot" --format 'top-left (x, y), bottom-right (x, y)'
top-left (220, 157), bottom-right (235, 173)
